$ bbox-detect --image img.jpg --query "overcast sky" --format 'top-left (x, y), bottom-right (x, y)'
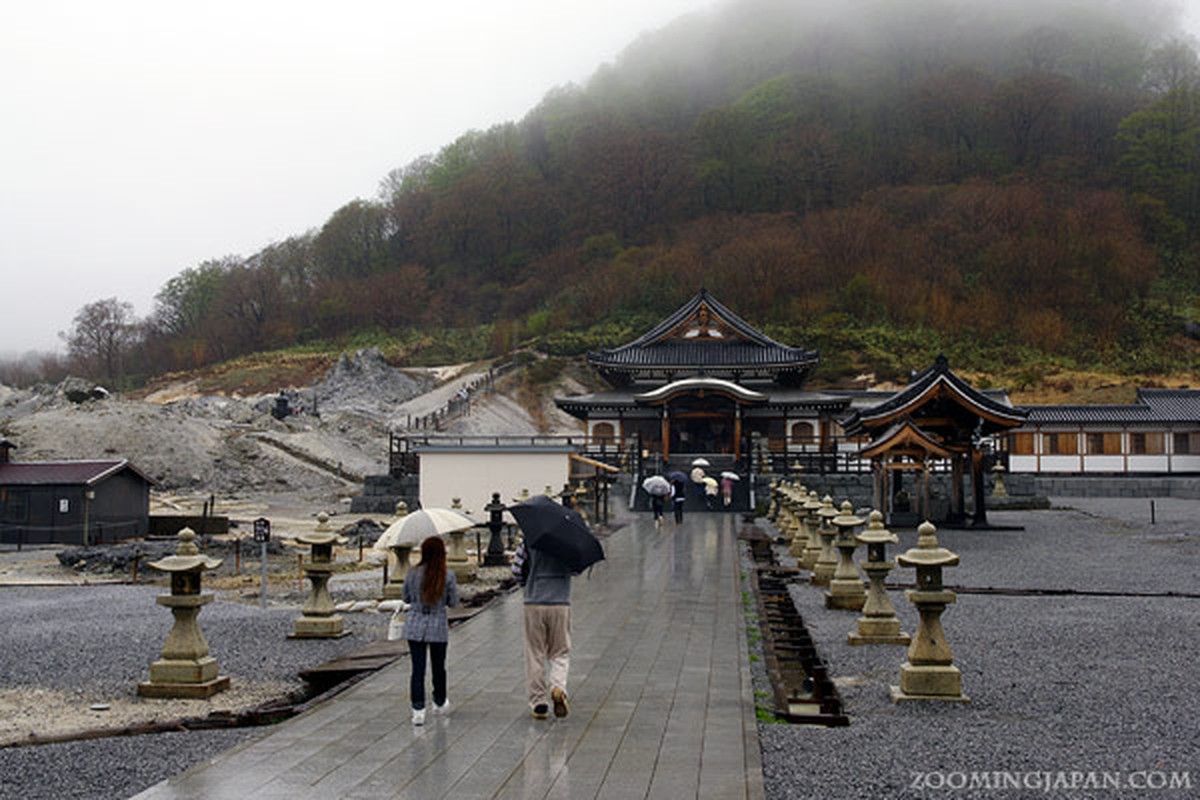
top-left (0, 0), bottom-right (715, 356)
top-left (2, 0), bottom-right (1198, 356)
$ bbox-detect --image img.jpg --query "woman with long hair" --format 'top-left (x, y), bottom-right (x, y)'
top-left (402, 535), bottom-right (459, 725)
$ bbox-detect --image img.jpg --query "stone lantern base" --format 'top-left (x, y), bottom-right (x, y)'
top-left (824, 580), bottom-right (866, 611)
top-left (890, 663), bottom-right (970, 703)
top-left (138, 657), bottom-right (230, 699)
top-left (289, 613), bottom-right (349, 639)
top-left (848, 617), bottom-right (911, 646)
top-left (449, 560), bottom-right (475, 582)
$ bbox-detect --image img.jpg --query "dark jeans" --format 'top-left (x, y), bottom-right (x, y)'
top-left (673, 500), bottom-right (685, 524)
top-left (408, 640), bottom-right (448, 710)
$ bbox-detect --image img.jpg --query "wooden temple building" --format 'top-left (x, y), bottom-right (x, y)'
top-left (555, 290), bottom-right (857, 468)
top-left (841, 355), bottom-right (1027, 526)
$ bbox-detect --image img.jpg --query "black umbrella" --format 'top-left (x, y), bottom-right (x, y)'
top-left (666, 470), bottom-right (689, 484)
top-left (510, 494), bottom-right (604, 573)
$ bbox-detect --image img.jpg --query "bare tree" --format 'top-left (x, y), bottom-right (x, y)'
top-left (61, 298), bottom-right (137, 384)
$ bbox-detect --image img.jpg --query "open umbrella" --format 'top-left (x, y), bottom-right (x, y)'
top-left (373, 507), bottom-right (476, 552)
top-left (510, 494), bottom-right (604, 573)
top-left (702, 476), bottom-right (719, 489)
top-left (720, 471), bottom-right (741, 481)
top-left (691, 466), bottom-right (707, 484)
top-left (642, 475), bottom-right (672, 496)
top-left (691, 457), bottom-right (711, 467)
top-left (666, 470), bottom-right (689, 484)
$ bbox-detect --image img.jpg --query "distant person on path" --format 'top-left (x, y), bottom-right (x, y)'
top-left (671, 478), bottom-right (687, 524)
top-left (704, 479), bottom-right (718, 509)
top-left (403, 536), bottom-right (459, 725)
top-left (721, 475), bottom-right (734, 507)
top-left (651, 492), bottom-right (665, 527)
top-left (514, 539), bottom-right (574, 719)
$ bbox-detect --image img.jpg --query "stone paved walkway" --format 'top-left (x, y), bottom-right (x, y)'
top-left (133, 512), bottom-right (765, 799)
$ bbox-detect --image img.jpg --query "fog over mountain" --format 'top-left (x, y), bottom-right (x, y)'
top-left (2, 0), bottom-right (1199, 382)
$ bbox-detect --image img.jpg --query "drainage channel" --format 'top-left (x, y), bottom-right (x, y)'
top-left (747, 537), bottom-right (849, 727)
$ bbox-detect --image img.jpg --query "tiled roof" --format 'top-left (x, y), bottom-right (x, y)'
top-left (843, 355), bottom-right (1026, 433)
top-left (591, 341), bottom-right (816, 370)
top-left (554, 386), bottom-right (852, 419)
top-left (0, 460), bottom-right (154, 487)
top-left (1020, 388), bottom-right (1200, 425)
top-left (589, 290), bottom-right (818, 374)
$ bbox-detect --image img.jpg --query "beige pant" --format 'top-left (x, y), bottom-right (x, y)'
top-left (523, 604), bottom-right (571, 709)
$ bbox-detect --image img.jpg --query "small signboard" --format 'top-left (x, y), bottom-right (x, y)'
top-left (253, 517), bottom-right (271, 543)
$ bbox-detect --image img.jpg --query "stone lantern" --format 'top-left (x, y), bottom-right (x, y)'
top-left (446, 497), bottom-right (475, 581)
top-left (788, 485), bottom-right (809, 558)
top-left (848, 511), bottom-right (910, 646)
top-left (483, 492), bottom-right (509, 567)
top-left (800, 491), bottom-right (823, 570)
top-left (991, 463), bottom-right (1008, 498)
top-left (810, 495), bottom-right (840, 587)
top-left (772, 482), bottom-right (793, 545)
top-left (291, 518), bottom-right (350, 639)
top-left (891, 521), bottom-right (969, 703)
top-left (825, 501), bottom-right (867, 611)
top-left (138, 528), bottom-right (230, 698)
top-left (380, 501), bottom-right (413, 600)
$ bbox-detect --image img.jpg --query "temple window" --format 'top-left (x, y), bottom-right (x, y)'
top-left (1130, 432), bottom-right (1164, 455)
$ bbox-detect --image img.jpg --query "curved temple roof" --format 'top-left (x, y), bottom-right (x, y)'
top-left (588, 290), bottom-right (818, 382)
top-left (633, 377), bottom-right (769, 405)
top-left (844, 355), bottom-right (1026, 436)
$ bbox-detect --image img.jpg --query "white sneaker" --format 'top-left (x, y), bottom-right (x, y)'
top-left (411, 708), bottom-right (426, 725)
top-left (433, 699), bottom-right (450, 716)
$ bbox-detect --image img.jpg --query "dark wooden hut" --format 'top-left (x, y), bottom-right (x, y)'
top-left (0, 440), bottom-right (155, 545)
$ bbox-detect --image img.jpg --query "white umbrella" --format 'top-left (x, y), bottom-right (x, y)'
top-left (690, 466), bottom-right (707, 484)
top-left (691, 457), bottom-right (711, 467)
top-left (721, 471), bottom-right (741, 481)
top-left (373, 508), bottom-right (476, 552)
top-left (642, 475), bottom-right (672, 496)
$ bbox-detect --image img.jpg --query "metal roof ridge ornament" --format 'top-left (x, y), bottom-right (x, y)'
top-left (633, 377), bottom-right (769, 404)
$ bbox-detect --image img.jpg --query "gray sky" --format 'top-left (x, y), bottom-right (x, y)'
top-left (0, 0), bottom-right (714, 355)
top-left (2, 0), bottom-right (1198, 356)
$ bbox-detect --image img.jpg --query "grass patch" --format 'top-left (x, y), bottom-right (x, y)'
top-left (755, 705), bottom-right (785, 724)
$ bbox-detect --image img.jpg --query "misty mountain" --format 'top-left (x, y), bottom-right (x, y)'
top-left (33, 0), bottom-right (1200, 387)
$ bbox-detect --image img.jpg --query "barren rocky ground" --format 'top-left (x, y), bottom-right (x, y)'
top-left (0, 348), bottom-right (585, 500)
top-left (0, 348), bottom-right (581, 755)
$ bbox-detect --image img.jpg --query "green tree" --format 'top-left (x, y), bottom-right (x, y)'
top-left (1118, 88), bottom-right (1200, 247)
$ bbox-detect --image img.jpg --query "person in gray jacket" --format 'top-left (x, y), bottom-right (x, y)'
top-left (515, 541), bottom-right (574, 719)
top-left (403, 536), bottom-right (459, 725)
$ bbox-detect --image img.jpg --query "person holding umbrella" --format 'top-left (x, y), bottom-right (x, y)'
top-left (510, 495), bottom-right (605, 720)
top-left (403, 536), bottom-right (459, 725)
top-left (720, 471), bottom-right (739, 507)
top-left (669, 472), bottom-right (688, 524)
top-left (642, 474), bottom-right (671, 528)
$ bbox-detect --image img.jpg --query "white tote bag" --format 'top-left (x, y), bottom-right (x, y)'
top-left (387, 608), bottom-right (405, 641)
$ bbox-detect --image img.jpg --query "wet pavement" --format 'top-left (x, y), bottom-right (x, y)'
top-left (132, 512), bottom-right (764, 799)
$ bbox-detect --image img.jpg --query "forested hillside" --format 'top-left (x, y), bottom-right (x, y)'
top-left (19, 0), bottom-right (1200, 388)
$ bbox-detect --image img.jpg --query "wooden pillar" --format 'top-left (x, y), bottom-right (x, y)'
top-left (970, 446), bottom-right (988, 526)
top-left (661, 406), bottom-right (670, 461)
top-left (950, 454), bottom-right (965, 523)
top-left (872, 461), bottom-right (883, 512)
top-left (922, 464), bottom-right (931, 521)
top-left (734, 406), bottom-right (743, 460)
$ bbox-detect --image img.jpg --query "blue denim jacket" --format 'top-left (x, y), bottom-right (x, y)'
top-left (402, 565), bottom-right (459, 642)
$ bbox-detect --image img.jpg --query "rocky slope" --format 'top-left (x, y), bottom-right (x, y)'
top-left (0, 349), bottom-right (584, 506)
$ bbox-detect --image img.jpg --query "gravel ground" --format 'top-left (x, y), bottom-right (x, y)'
top-left (752, 496), bottom-right (1200, 800)
top-left (0, 584), bottom-right (392, 799)
top-left (2, 496), bottom-right (1196, 799)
